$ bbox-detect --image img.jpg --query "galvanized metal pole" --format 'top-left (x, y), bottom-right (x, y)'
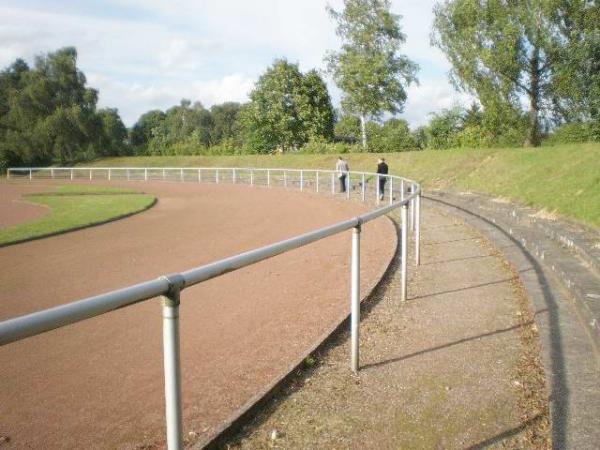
top-left (415, 192), bottom-right (421, 266)
top-left (161, 277), bottom-right (183, 450)
top-left (346, 173), bottom-right (350, 200)
top-left (361, 173), bottom-right (365, 202)
top-left (401, 203), bottom-right (408, 301)
top-left (410, 196), bottom-right (415, 232)
top-left (331, 172), bottom-right (335, 195)
top-left (350, 224), bottom-right (361, 373)
top-left (400, 179), bottom-right (404, 201)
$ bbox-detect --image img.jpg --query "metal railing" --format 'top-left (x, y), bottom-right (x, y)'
top-left (3, 166), bottom-right (421, 449)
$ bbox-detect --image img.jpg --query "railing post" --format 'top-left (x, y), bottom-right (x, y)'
top-left (415, 191), bottom-right (421, 266)
top-left (216, 169), bottom-right (219, 184)
top-left (108, 169), bottom-right (111, 181)
top-left (127, 168), bottom-right (130, 181)
top-left (51, 168), bottom-right (54, 179)
top-left (389, 177), bottom-right (393, 205)
top-left (198, 169), bottom-right (201, 182)
top-left (283, 170), bottom-right (287, 187)
top-left (160, 275), bottom-right (184, 450)
top-left (331, 172), bottom-right (335, 195)
top-left (162, 169), bottom-right (165, 180)
top-left (29, 169), bottom-right (33, 181)
top-left (144, 168), bottom-right (148, 181)
top-left (410, 196), bottom-right (415, 232)
top-left (401, 203), bottom-right (408, 301)
top-left (267, 169), bottom-right (271, 188)
top-left (89, 169), bottom-right (92, 181)
top-left (350, 223), bottom-right (361, 373)
top-left (300, 170), bottom-right (303, 192)
top-left (401, 179), bottom-right (404, 201)
top-left (70, 169), bottom-right (74, 181)
top-left (361, 173), bottom-right (365, 202)
top-left (232, 168), bottom-right (236, 184)
top-left (346, 172), bottom-right (350, 200)
top-left (179, 168), bottom-right (183, 182)
top-left (316, 171), bottom-right (319, 193)
top-left (376, 175), bottom-right (380, 204)
top-left (250, 169), bottom-right (254, 186)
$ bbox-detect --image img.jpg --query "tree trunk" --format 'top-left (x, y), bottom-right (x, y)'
top-left (526, 46), bottom-right (541, 147)
top-left (359, 114), bottom-right (367, 150)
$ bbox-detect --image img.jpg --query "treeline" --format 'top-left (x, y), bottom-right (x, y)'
top-left (2, 0), bottom-right (599, 170)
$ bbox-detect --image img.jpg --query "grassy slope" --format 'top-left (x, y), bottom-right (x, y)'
top-left (85, 143), bottom-right (600, 228)
top-left (0, 187), bottom-right (155, 245)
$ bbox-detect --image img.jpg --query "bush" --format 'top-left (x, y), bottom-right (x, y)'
top-left (545, 122), bottom-right (599, 145)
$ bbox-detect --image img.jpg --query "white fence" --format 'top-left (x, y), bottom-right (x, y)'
top-left (2, 166), bottom-right (421, 449)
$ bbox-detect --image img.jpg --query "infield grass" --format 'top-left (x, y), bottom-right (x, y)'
top-left (85, 143), bottom-right (599, 228)
top-left (0, 186), bottom-right (155, 246)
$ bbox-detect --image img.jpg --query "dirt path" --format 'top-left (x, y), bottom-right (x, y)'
top-left (0, 180), bottom-right (395, 449)
top-left (0, 181), bottom-right (52, 228)
top-left (227, 204), bottom-right (550, 449)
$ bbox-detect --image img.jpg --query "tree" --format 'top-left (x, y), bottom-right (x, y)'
top-left (97, 108), bottom-right (128, 156)
top-left (209, 102), bottom-right (242, 145)
top-left (326, 0), bottom-right (418, 149)
top-left (241, 59), bottom-right (335, 152)
top-left (130, 110), bottom-right (166, 149)
top-left (432, 0), bottom-right (599, 147)
top-left (0, 47), bottom-right (101, 167)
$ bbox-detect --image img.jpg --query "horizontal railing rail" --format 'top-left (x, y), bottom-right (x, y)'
top-left (2, 165), bottom-right (421, 449)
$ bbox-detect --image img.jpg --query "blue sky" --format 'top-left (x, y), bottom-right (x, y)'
top-left (0, 0), bottom-right (472, 127)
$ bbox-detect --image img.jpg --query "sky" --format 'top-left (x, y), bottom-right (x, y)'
top-left (0, 0), bottom-right (473, 128)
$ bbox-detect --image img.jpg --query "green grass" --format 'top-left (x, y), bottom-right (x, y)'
top-left (0, 187), bottom-right (156, 246)
top-left (83, 142), bottom-right (600, 228)
top-left (52, 184), bottom-right (142, 195)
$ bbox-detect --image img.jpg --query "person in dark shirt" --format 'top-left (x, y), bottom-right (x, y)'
top-left (376, 158), bottom-right (389, 201)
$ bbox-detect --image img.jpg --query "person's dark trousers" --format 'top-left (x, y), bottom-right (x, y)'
top-left (339, 174), bottom-right (347, 192)
top-left (379, 177), bottom-right (386, 198)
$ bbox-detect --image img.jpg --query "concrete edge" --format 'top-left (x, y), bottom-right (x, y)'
top-left (0, 196), bottom-right (158, 248)
top-left (192, 213), bottom-right (400, 449)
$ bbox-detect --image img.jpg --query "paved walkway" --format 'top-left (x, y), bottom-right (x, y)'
top-left (225, 204), bottom-right (551, 449)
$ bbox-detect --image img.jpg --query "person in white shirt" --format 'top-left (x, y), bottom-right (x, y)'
top-left (335, 157), bottom-right (350, 193)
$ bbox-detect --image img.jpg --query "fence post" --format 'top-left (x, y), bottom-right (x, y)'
top-left (410, 196), bottom-right (415, 232)
top-left (198, 169), bottom-right (201, 182)
top-left (127, 169), bottom-right (131, 181)
top-left (162, 169), bottom-right (165, 180)
top-left (376, 175), bottom-right (380, 204)
top-left (108, 169), bottom-right (111, 181)
top-left (401, 203), bottom-right (408, 301)
top-left (346, 172), bottom-right (350, 200)
top-left (232, 168), bottom-right (236, 184)
top-left (389, 177), bottom-right (393, 205)
top-left (144, 168), bottom-right (148, 181)
top-left (331, 172), bottom-right (335, 195)
top-left (29, 169), bottom-right (32, 181)
top-left (216, 169), bottom-right (219, 184)
top-left (415, 192), bottom-right (421, 266)
top-left (51, 168), bottom-right (54, 179)
top-left (300, 170), bottom-right (303, 192)
top-left (361, 173), bottom-right (365, 202)
top-left (89, 169), bottom-right (92, 181)
top-left (250, 169), bottom-right (254, 186)
top-left (160, 276), bottom-right (184, 450)
top-left (350, 223), bottom-right (361, 373)
top-left (267, 169), bottom-right (271, 188)
top-left (179, 169), bottom-right (183, 182)
top-left (316, 171), bottom-right (319, 193)
top-left (400, 179), bottom-right (404, 201)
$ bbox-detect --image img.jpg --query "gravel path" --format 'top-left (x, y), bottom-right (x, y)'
top-left (226, 204), bottom-right (550, 449)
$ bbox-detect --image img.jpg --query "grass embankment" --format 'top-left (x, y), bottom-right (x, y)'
top-left (86, 143), bottom-right (600, 228)
top-left (0, 185), bottom-right (155, 246)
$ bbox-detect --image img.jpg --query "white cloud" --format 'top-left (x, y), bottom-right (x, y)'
top-left (0, 1), bottom-right (464, 128)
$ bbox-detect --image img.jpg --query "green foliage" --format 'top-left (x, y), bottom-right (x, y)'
top-left (298, 139), bottom-right (360, 154)
top-left (326, 0), bottom-right (418, 148)
top-left (545, 122), bottom-right (600, 145)
top-left (0, 47), bottom-right (129, 170)
top-left (130, 109), bottom-right (166, 150)
top-left (432, 0), bottom-right (600, 147)
top-left (334, 115), bottom-right (361, 141)
top-left (240, 59), bottom-right (335, 153)
top-left (368, 118), bottom-right (417, 152)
